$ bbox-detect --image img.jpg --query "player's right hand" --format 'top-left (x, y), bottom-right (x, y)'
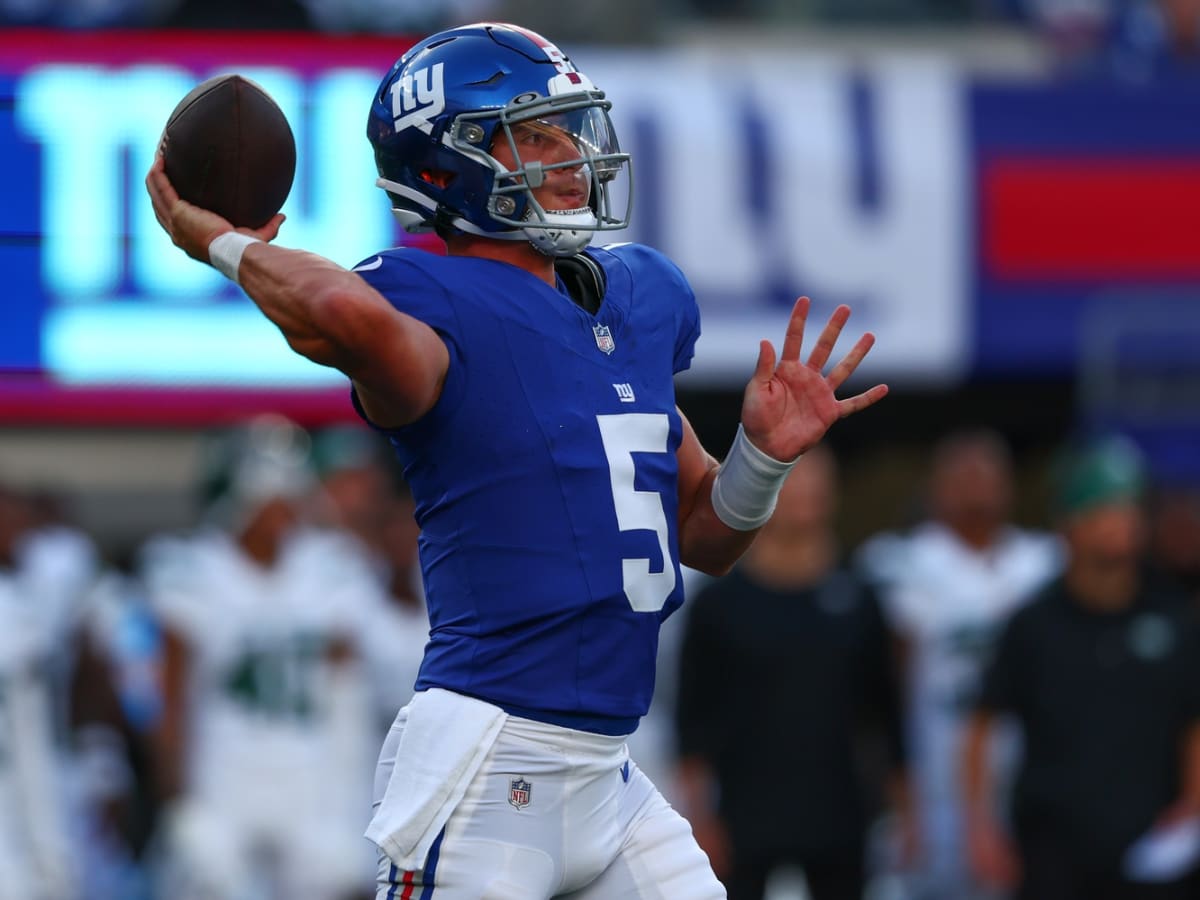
top-left (145, 153), bottom-right (284, 265)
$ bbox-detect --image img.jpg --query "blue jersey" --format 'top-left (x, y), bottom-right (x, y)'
top-left (353, 244), bottom-right (701, 735)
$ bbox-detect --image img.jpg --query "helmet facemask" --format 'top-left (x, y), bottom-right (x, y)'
top-left (470, 92), bottom-right (631, 255)
top-left (378, 89), bottom-right (632, 257)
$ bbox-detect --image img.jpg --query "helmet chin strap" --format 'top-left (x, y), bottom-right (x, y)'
top-left (523, 207), bottom-right (597, 257)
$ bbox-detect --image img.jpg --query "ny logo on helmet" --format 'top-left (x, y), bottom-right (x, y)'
top-left (390, 63), bottom-right (444, 134)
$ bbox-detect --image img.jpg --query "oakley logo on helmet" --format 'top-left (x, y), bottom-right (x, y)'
top-left (390, 62), bottom-right (445, 134)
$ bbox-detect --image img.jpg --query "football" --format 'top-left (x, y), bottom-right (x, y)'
top-left (161, 74), bottom-right (296, 229)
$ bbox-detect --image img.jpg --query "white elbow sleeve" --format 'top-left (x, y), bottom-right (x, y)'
top-left (710, 425), bottom-right (798, 531)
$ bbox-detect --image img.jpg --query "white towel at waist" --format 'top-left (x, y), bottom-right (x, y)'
top-left (365, 688), bottom-right (507, 870)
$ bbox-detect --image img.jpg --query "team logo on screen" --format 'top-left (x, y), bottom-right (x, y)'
top-left (509, 776), bottom-right (532, 809)
top-left (593, 323), bottom-right (616, 355)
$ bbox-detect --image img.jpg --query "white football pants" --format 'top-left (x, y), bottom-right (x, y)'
top-left (372, 700), bottom-right (725, 899)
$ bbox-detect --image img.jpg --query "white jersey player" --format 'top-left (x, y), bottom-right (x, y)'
top-left (857, 431), bottom-right (1063, 900)
top-left (0, 491), bottom-right (98, 900)
top-left (141, 417), bottom-right (391, 900)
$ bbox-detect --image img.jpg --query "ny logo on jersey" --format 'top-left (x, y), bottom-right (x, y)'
top-left (613, 383), bottom-right (636, 403)
top-left (593, 323), bottom-right (616, 355)
top-left (509, 776), bottom-right (532, 809)
top-left (390, 63), bottom-right (445, 133)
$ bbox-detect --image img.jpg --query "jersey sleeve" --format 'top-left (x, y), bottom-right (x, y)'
top-left (656, 250), bottom-right (701, 375)
top-left (672, 275), bottom-right (701, 375)
top-left (287, 529), bottom-right (390, 641)
top-left (138, 535), bottom-right (211, 643)
top-left (348, 250), bottom-right (468, 434)
top-left (137, 534), bottom-right (237, 669)
top-left (601, 243), bottom-right (700, 375)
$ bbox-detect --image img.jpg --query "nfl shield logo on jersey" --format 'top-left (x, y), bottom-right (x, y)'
top-left (593, 323), bottom-right (615, 355)
top-left (509, 776), bottom-right (532, 809)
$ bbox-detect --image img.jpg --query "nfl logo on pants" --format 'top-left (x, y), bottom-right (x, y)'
top-left (509, 776), bottom-right (532, 809)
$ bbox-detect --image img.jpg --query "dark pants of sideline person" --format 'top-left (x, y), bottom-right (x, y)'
top-left (724, 847), bottom-right (864, 900)
top-left (1017, 829), bottom-right (1192, 900)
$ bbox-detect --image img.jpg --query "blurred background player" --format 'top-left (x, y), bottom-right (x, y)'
top-left (963, 435), bottom-right (1200, 900)
top-left (140, 415), bottom-right (389, 900)
top-left (0, 483), bottom-right (88, 900)
top-left (311, 425), bottom-right (429, 738)
top-left (675, 445), bottom-right (912, 900)
top-left (856, 428), bottom-right (1063, 900)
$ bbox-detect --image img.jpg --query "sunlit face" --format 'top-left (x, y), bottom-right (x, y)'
top-left (491, 120), bottom-right (592, 212)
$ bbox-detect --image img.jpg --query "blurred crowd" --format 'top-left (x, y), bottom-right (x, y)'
top-left (1, 0), bottom-right (1200, 81)
top-left (0, 416), bottom-right (427, 900)
top-left (2, 415), bottom-right (1198, 899)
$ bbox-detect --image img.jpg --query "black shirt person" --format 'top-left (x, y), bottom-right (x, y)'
top-left (963, 435), bottom-right (1200, 900)
top-left (675, 445), bottom-right (911, 900)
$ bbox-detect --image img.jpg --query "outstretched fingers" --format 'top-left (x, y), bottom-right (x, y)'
top-left (826, 331), bottom-right (876, 391)
top-left (753, 339), bottom-right (777, 383)
top-left (780, 297), bottom-right (810, 362)
top-left (829, 330), bottom-right (888, 417)
top-left (837, 382), bottom-right (889, 418)
top-left (806, 304), bottom-right (851, 372)
top-left (826, 329), bottom-right (887, 417)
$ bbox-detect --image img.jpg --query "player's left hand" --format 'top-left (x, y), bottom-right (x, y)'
top-left (740, 297), bottom-right (887, 461)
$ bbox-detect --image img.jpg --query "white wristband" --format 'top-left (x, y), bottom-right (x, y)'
top-left (208, 232), bottom-right (261, 284)
top-left (711, 424), bottom-right (798, 531)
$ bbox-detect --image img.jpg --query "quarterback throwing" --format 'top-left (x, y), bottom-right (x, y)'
top-left (146, 22), bottom-right (886, 899)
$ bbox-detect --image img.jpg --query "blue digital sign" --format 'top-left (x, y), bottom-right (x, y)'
top-left (0, 30), bottom-right (430, 421)
top-left (4, 29), bottom-right (1200, 434)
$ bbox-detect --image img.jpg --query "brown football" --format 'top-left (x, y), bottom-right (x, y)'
top-left (161, 74), bottom-right (296, 229)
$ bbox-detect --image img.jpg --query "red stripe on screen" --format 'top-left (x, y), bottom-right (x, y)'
top-left (981, 158), bottom-right (1200, 280)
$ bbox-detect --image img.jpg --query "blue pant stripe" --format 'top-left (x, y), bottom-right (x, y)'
top-left (419, 827), bottom-right (446, 900)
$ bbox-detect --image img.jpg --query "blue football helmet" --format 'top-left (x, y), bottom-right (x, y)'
top-left (367, 23), bottom-right (632, 257)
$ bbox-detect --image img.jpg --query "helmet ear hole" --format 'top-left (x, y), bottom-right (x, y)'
top-left (420, 169), bottom-right (455, 188)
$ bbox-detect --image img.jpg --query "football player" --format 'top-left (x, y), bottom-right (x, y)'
top-left (146, 23), bottom-right (887, 899)
top-left (856, 430), bottom-right (1063, 899)
top-left (0, 485), bottom-right (98, 900)
top-left (141, 417), bottom-right (386, 900)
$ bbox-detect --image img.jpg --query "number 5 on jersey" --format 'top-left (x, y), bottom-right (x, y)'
top-left (597, 413), bottom-right (677, 613)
